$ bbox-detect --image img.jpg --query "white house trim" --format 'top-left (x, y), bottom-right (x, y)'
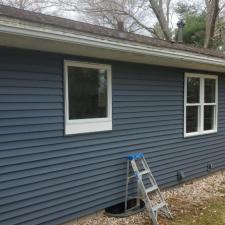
top-left (184, 73), bottom-right (218, 137)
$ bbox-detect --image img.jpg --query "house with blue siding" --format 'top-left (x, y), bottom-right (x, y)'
top-left (1, 4), bottom-right (225, 225)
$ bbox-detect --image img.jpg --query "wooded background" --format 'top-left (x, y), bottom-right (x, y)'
top-left (1, 0), bottom-right (224, 50)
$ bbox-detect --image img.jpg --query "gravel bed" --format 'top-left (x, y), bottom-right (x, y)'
top-left (64, 170), bottom-right (225, 225)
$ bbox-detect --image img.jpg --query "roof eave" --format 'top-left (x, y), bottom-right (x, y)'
top-left (0, 16), bottom-right (225, 72)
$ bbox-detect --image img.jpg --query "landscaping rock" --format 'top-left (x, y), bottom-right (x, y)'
top-left (62, 170), bottom-right (225, 225)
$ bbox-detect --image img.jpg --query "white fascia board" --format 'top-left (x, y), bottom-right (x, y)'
top-left (0, 17), bottom-right (225, 68)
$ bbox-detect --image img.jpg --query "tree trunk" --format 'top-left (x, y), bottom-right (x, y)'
top-left (204, 0), bottom-right (219, 48)
top-left (149, 0), bottom-right (171, 41)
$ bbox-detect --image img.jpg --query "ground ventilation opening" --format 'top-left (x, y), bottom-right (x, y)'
top-left (105, 198), bottom-right (145, 217)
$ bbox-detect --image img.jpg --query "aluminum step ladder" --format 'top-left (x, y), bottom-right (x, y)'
top-left (125, 153), bottom-right (172, 225)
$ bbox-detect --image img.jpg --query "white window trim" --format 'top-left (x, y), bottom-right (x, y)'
top-left (184, 73), bottom-right (218, 137)
top-left (64, 60), bottom-right (112, 135)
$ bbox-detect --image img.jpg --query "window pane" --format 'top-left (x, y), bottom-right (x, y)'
top-left (187, 77), bottom-right (200, 103)
top-left (205, 79), bottom-right (216, 103)
top-left (204, 105), bottom-right (215, 131)
top-left (186, 106), bottom-right (199, 133)
top-left (68, 66), bottom-right (107, 120)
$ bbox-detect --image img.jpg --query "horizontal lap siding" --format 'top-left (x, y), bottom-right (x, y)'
top-left (0, 47), bottom-right (225, 225)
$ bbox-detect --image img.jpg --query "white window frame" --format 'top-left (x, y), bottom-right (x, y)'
top-left (64, 60), bottom-right (112, 135)
top-left (184, 73), bottom-right (218, 137)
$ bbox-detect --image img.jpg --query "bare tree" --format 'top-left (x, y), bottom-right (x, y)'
top-left (148, 0), bottom-right (172, 40)
top-left (53, 0), bottom-right (173, 39)
top-left (204, 0), bottom-right (219, 48)
top-left (53, 0), bottom-right (154, 34)
top-left (0, 0), bottom-right (53, 12)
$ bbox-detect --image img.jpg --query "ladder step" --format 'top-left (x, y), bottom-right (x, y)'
top-left (128, 170), bottom-right (150, 179)
top-left (139, 169), bottom-right (150, 176)
top-left (152, 202), bottom-right (166, 212)
top-left (145, 185), bottom-right (158, 193)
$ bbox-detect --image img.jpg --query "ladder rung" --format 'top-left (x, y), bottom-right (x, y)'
top-left (139, 169), bottom-right (150, 176)
top-left (152, 202), bottom-right (166, 212)
top-left (128, 169), bottom-right (150, 179)
top-left (145, 185), bottom-right (158, 193)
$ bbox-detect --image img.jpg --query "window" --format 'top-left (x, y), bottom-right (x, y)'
top-left (64, 61), bottom-right (112, 135)
top-left (184, 73), bottom-right (218, 137)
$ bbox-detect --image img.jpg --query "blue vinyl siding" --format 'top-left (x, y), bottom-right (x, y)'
top-left (0, 47), bottom-right (225, 225)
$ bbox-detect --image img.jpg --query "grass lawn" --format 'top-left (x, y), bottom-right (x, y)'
top-left (168, 195), bottom-right (225, 225)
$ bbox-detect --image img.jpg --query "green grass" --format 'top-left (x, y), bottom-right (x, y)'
top-left (170, 198), bottom-right (225, 225)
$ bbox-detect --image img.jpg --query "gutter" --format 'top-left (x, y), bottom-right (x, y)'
top-left (0, 17), bottom-right (225, 68)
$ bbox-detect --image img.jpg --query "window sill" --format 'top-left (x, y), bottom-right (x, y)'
top-left (184, 130), bottom-right (217, 138)
top-left (65, 120), bottom-right (112, 135)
